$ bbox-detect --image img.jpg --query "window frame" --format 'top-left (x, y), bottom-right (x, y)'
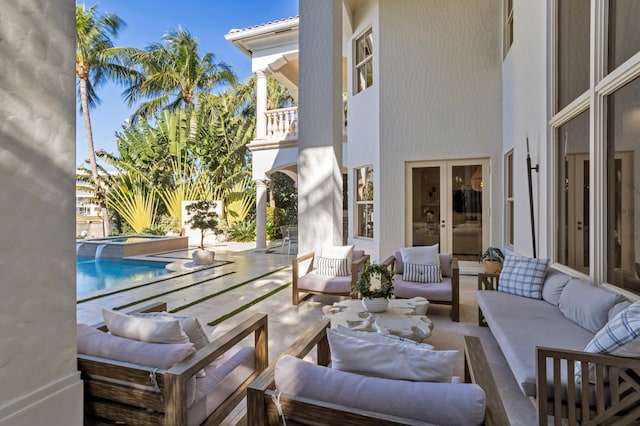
top-left (503, 0), bottom-right (514, 58)
top-left (550, 0), bottom-right (640, 288)
top-left (353, 28), bottom-right (373, 95)
top-left (504, 150), bottom-right (514, 248)
top-left (354, 165), bottom-right (374, 239)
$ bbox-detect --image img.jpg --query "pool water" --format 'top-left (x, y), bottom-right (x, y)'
top-left (77, 258), bottom-right (170, 295)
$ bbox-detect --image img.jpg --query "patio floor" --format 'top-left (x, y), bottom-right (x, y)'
top-left (76, 241), bottom-right (537, 425)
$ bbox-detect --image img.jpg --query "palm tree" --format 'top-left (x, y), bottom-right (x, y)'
top-left (76, 4), bottom-right (136, 236)
top-left (123, 28), bottom-right (237, 122)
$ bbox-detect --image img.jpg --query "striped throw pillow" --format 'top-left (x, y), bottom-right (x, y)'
top-left (403, 263), bottom-right (442, 283)
top-left (316, 256), bottom-right (350, 276)
top-left (498, 256), bottom-right (549, 299)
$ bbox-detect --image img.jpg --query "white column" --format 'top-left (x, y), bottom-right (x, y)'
top-left (255, 179), bottom-right (268, 250)
top-left (255, 70), bottom-right (268, 140)
top-left (0, 0), bottom-right (83, 424)
top-left (298, 0), bottom-right (343, 254)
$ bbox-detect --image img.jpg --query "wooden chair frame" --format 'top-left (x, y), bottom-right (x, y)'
top-left (292, 251), bottom-right (369, 305)
top-left (248, 319), bottom-right (508, 425)
top-left (537, 346), bottom-right (640, 426)
top-left (78, 302), bottom-right (268, 425)
top-left (382, 255), bottom-right (460, 322)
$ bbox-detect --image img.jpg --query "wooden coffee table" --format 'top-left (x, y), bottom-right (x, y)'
top-left (322, 297), bottom-right (433, 342)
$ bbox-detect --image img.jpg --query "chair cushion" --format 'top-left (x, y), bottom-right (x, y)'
top-left (400, 244), bottom-right (439, 265)
top-left (394, 251), bottom-right (453, 278)
top-left (498, 255), bottom-right (549, 299)
top-left (275, 355), bottom-right (485, 426)
top-left (187, 345), bottom-right (255, 426)
top-left (320, 244), bottom-right (354, 263)
top-left (316, 256), bottom-right (350, 276)
top-left (77, 323), bottom-right (195, 369)
top-left (558, 279), bottom-right (623, 333)
top-left (326, 328), bottom-right (458, 382)
top-left (298, 271), bottom-right (352, 294)
top-left (402, 263), bottom-right (441, 283)
top-left (102, 308), bottom-right (190, 344)
top-left (393, 276), bottom-right (453, 302)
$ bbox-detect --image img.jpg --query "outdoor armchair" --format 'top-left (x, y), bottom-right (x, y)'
top-left (291, 245), bottom-right (369, 305)
top-left (77, 302), bottom-right (268, 425)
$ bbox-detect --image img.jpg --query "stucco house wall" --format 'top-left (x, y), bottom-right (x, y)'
top-left (0, 1), bottom-right (83, 424)
top-left (372, 0), bottom-right (503, 260)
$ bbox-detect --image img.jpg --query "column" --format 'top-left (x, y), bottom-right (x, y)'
top-left (255, 179), bottom-right (268, 250)
top-left (298, 0), bottom-right (343, 254)
top-left (255, 70), bottom-right (267, 140)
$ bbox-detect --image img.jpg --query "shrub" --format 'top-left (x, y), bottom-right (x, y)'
top-left (228, 220), bottom-right (256, 242)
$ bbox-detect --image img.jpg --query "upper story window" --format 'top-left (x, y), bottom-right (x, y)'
top-left (354, 28), bottom-right (373, 94)
top-left (355, 165), bottom-right (374, 238)
top-left (503, 0), bottom-right (514, 57)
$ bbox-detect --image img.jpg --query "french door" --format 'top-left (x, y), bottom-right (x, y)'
top-left (406, 159), bottom-right (489, 258)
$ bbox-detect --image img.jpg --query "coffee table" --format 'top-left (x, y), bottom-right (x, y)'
top-left (322, 297), bottom-right (433, 342)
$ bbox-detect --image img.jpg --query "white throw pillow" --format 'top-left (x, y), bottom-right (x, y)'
top-left (400, 244), bottom-right (439, 266)
top-left (316, 256), bottom-right (350, 276)
top-left (403, 263), bottom-right (442, 283)
top-left (102, 309), bottom-right (190, 344)
top-left (498, 255), bottom-right (549, 299)
top-left (583, 300), bottom-right (640, 357)
top-left (132, 312), bottom-right (210, 350)
top-left (321, 245), bottom-right (354, 263)
top-left (326, 328), bottom-right (457, 382)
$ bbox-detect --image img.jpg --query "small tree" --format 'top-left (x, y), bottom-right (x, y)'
top-left (185, 200), bottom-right (219, 249)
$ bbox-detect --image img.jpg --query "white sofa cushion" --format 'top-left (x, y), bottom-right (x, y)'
top-left (274, 355), bottom-right (485, 426)
top-left (326, 327), bottom-right (457, 382)
top-left (103, 308), bottom-right (190, 344)
top-left (498, 255), bottom-right (549, 299)
top-left (558, 279), bottom-right (622, 333)
top-left (541, 269), bottom-right (573, 306)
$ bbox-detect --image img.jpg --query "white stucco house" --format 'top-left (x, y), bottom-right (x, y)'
top-left (0, 0), bottom-right (638, 424)
top-left (227, 0), bottom-right (640, 296)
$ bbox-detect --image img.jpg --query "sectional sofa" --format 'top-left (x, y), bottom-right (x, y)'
top-left (476, 259), bottom-right (640, 424)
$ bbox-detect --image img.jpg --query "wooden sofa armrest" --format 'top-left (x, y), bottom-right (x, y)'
top-left (381, 254), bottom-right (396, 270)
top-left (248, 319), bottom-right (432, 426)
top-left (292, 252), bottom-right (315, 304)
top-left (536, 346), bottom-right (640, 425)
top-left (350, 253), bottom-right (370, 288)
top-left (463, 335), bottom-right (509, 426)
top-left (450, 258), bottom-right (460, 322)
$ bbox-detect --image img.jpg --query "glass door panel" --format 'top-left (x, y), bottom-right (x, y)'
top-left (450, 165), bottom-right (483, 257)
top-left (411, 167), bottom-right (442, 247)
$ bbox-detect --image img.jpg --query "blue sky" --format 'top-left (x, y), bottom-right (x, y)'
top-left (76, 0), bottom-right (298, 168)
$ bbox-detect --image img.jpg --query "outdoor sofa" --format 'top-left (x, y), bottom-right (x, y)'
top-left (247, 319), bottom-right (508, 425)
top-left (476, 258), bottom-right (640, 425)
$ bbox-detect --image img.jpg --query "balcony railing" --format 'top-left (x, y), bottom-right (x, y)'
top-left (265, 107), bottom-right (298, 141)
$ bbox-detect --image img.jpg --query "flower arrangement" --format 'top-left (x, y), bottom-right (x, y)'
top-left (352, 260), bottom-right (394, 299)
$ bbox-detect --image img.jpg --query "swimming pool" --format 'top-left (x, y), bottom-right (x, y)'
top-left (77, 257), bottom-right (170, 295)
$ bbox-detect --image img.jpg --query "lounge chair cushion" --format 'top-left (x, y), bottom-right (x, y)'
top-left (102, 308), bottom-right (190, 344)
top-left (498, 255), bottom-right (549, 299)
top-left (558, 279), bottom-right (623, 333)
top-left (394, 251), bottom-right (452, 278)
top-left (326, 327), bottom-right (458, 382)
top-left (297, 271), bottom-right (352, 294)
top-left (77, 323), bottom-right (195, 369)
top-left (188, 345), bottom-right (256, 426)
top-left (393, 277), bottom-right (453, 302)
top-left (275, 355), bottom-right (485, 426)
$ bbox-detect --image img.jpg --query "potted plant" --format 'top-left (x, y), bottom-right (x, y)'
top-left (352, 260), bottom-right (394, 312)
top-left (479, 247), bottom-right (505, 273)
top-left (185, 200), bottom-right (220, 265)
